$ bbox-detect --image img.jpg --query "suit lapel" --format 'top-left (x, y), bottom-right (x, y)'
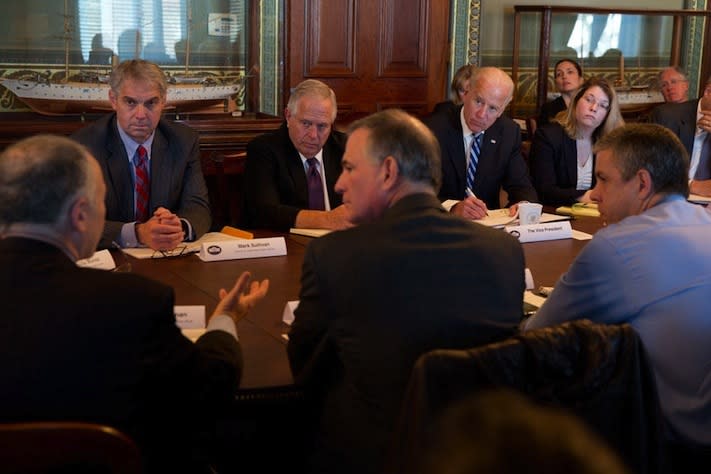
top-left (563, 134), bottom-right (577, 184)
top-left (679, 100), bottom-right (698, 156)
top-left (447, 107), bottom-right (467, 189)
top-left (280, 129), bottom-right (309, 206)
top-left (105, 119), bottom-right (135, 222)
top-left (149, 125), bottom-right (171, 212)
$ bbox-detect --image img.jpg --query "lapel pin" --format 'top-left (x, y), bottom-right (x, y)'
top-left (490, 139), bottom-right (497, 144)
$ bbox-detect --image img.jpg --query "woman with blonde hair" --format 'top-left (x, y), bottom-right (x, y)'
top-left (530, 77), bottom-right (624, 206)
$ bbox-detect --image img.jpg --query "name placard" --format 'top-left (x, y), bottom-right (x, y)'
top-left (76, 249), bottom-right (116, 270)
top-left (504, 221), bottom-right (573, 243)
top-left (197, 237), bottom-right (287, 261)
top-left (174, 305), bottom-right (206, 329)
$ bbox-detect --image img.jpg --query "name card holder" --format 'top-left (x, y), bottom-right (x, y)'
top-left (504, 221), bottom-right (573, 243)
top-left (197, 237), bottom-right (287, 261)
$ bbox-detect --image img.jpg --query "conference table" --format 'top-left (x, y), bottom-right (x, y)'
top-left (121, 214), bottom-right (604, 390)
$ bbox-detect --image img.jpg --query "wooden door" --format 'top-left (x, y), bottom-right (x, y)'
top-left (287, 0), bottom-right (450, 126)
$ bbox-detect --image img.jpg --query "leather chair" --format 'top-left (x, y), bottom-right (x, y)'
top-left (392, 320), bottom-right (666, 474)
top-left (0, 421), bottom-right (142, 473)
top-left (202, 150), bottom-right (247, 230)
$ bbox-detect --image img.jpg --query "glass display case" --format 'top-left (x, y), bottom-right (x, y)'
top-left (0, 0), bottom-right (284, 116)
top-left (511, 5), bottom-right (711, 120)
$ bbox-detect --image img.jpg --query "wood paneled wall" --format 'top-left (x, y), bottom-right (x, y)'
top-left (288, 0), bottom-right (450, 125)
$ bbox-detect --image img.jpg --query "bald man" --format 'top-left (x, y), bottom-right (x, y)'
top-left (424, 66), bottom-right (537, 219)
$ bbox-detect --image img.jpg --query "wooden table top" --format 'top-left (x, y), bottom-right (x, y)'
top-left (124, 215), bottom-right (604, 389)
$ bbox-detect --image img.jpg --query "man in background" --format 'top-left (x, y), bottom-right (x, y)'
top-left (651, 75), bottom-right (711, 196)
top-left (72, 59), bottom-right (211, 250)
top-left (288, 109), bottom-right (524, 474)
top-left (0, 135), bottom-right (268, 473)
top-left (424, 66), bottom-right (537, 219)
top-left (523, 123), bottom-right (711, 465)
top-left (657, 66), bottom-right (690, 104)
top-left (244, 79), bottom-right (353, 231)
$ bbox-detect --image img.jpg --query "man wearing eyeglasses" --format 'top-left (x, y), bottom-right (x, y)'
top-left (72, 59), bottom-right (211, 252)
top-left (652, 75), bottom-right (711, 196)
top-left (424, 67), bottom-right (538, 220)
top-left (243, 79), bottom-right (353, 231)
top-left (658, 66), bottom-right (690, 104)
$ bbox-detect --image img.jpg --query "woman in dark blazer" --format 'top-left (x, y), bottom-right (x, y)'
top-left (530, 77), bottom-right (625, 206)
top-left (538, 59), bottom-right (584, 125)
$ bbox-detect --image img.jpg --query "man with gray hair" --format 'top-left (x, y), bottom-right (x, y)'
top-left (524, 123), bottom-right (711, 465)
top-left (244, 79), bottom-right (352, 230)
top-left (657, 66), bottom-right (689, 104)
top-left (72, 59), bottom-right (211, 251)
top-left (288, 109), bottom-right (525, 474)
top-left (0, 134), bottom-right (268, 472)
top-left (652, 75), bottom-right (711, 196)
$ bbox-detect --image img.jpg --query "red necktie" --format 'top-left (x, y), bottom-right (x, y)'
top-left (134, 145), bottom-right (150, 222)
top-left (307, 158), bottom-right (325, 210)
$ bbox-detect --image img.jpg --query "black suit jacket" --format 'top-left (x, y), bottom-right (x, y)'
top-left (72, 114), bottom-right (211, 248)
top-left (650, 99), bottom-right (699, 157)
top-left (424, 105), bottom-right (537, 209)
top-left (529, 121), bottom-right (596, 206)
top-left (0, 237), bottom-right (241, 473)
top-left (538, 96), bottom-right (567, 125)
top-left (287, 193), bottom-right (525, 474)
top-left (243, 123), bottom-right (345, 231)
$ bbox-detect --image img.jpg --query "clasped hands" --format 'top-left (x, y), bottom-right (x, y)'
top-left (136, 207), bottom-right (186, 250)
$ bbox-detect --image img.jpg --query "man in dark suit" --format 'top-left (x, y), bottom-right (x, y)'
top-left (72, 59), bottom-right (211, 250)
top-left (425, 66), bottom-right (537, 219)
top-left (0, 135), bottom-right (269, 473)
top-left (287, 109), bottom-right (525, 474)
top-left (651, 75), bottom-right (711, 196)
top-left (244, 79), bottom-right (353, 231)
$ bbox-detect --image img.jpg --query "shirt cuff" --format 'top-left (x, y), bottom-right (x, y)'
top-left (118, 222), bottom-right (140, 248)
top-left (181, 218), bottom-right (195, 241)
top-left (442, 199), bottom-right (460, 212)
top-left (207, 314), bottom-right (238, 340)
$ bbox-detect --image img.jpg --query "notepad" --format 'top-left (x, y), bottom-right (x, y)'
top-left (474, 210), bottom-right (570, 228)
top-left (555, 203), bottom-right (600, 217)
top-left (289, 228), bottom-right (331, 238)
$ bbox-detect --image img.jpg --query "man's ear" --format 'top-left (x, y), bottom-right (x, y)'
top-left (69, 196), bottom-right (90, 233)
top-left (637, 168), bottom-right (655, 199)
top-left (108, 89), bottom-right (118, 111)
top-left (381, 156), bottom-right (400, 190)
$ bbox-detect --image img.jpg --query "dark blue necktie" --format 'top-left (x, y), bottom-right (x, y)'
top-left (466, 133), bottom-right (482, 190)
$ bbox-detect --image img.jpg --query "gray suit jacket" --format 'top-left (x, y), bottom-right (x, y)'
top-left (650, 99), bottom-right (699, 157)
top-left (72, 114), bottom-right (211, 248)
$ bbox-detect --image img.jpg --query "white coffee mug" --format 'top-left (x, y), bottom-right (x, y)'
top-left (518, 202), bottom-right (543, 225)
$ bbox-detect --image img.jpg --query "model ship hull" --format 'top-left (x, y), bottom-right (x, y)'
top-left (0, 79), bottom-right (242, 115)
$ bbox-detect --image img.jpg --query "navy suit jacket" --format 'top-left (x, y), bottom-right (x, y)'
top-left (424, 105), bottom-right (537, 209)
top-left (287, 193), bottom-right (524, 474)
top-left (530, 121), bottom-right (596, 206)
top-left (72, 114), bottom-right (211, 248)
top-left (651, 99), bottom-right (699, 157)
top-left (243, 122), bottom-right (345, 231)
top-left (0, 237), bottom-right (241, 472)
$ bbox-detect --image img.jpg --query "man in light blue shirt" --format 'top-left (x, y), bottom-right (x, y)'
top-left (524, 123), bottom-right (711, 448)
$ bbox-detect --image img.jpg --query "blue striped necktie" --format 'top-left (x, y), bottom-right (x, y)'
top-left (466, 132), bottom-right (482, 190)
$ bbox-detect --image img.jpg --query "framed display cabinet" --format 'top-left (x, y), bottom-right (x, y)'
top-left (0, 0), bottom-right (285, 116)
top-left (511, 5), bottom-right (711, 120)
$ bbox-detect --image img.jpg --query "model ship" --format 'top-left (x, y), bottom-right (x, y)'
top-left (0, 74), bottom-right (245, 116)
top-left (0, 0), bottom-right (245, 116)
